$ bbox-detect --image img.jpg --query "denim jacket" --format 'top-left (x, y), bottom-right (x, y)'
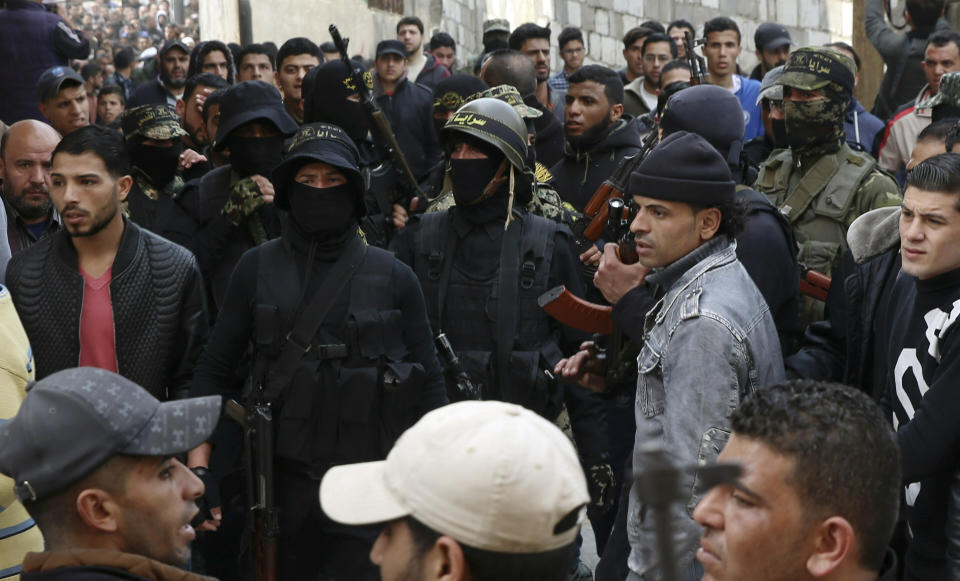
top-left (627, 237), bottom-right (785, 580)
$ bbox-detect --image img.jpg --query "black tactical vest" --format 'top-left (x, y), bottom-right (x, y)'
top-left (254, 238), bottom-right (423, 474)
top-left (412, 212), bottom-right (564, 419)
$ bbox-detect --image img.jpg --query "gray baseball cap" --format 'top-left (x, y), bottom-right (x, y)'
top-left (756, 64), bottom-right (785, 105)
top-left (0, 367), bottom-right (221, 503)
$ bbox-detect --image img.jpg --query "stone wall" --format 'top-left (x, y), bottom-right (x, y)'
top-left (200, 0), bottom-right (853, 76)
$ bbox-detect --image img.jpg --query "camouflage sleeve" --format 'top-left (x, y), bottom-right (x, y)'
top-left (424, 190), bottom-right (456, 214)
top-left (528, 185), bottom-right (584, 229)
top-left (852, 169), bottom-right (903, 227)
top-left (221, 177), bottom-right (264, 227)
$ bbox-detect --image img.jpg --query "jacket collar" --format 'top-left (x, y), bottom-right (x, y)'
top-left (22, 549), bottom-right (215, 581)
top-left (646, 237), bottom-right (736, 293)
top-left (54, 216), bottom-right (142, 275)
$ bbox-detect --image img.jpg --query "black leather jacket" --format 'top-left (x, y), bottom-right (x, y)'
top-left (5, 219), bottom-right (207, 400)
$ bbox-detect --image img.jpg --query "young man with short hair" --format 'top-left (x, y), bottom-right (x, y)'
top-left (320, 401), bottom-right (590, 581)
top-left (667, 19), bottom-right (695, 59)
top-left (623, 33), bottom-right (677, 117)
top-left (552, 65), bottom-right (642, 212)
top-left (274, 37), bottom-right (321, 124)
top-left (4, 125), bottom-right (207, 399)
top-left (0, 367), bottom-right (221, 580)
top-left (36, 66), bottom-right (89, 137)
top-left (236, 43), bottom-right (276, 83)
top-left (397, 16), bottom-right (450, 89)
top-left (878, 152), bottom-right (960, 580)
top-left (694, 380), bottom-right (900, 581)
top-left (509, 23), bottom-right (558, 112)
top-left (549, 27), bottom-right (585, 93)
top-left (96, 84), bottom-right (125, 127)
top-left (702, 17), bottom-right (764, 140)
top-left (620, 26), bottom-right (655, 85)
top-left (428, 31), bottom-right (456, 72)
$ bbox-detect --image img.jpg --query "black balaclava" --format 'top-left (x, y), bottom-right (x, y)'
top-left (129, 140), bottom-right (184, 187)
top-left (302, 61), bottom-right (371, 144)
top-left (449, 136), bottom-right (512, 225)
top-left (228, 133), bottom-right (284, 178)
top-left (287, 181), bottom-right (357, 238)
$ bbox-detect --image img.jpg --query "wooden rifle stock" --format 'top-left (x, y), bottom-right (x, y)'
top-left (799, 269), bottom-right (831, 301)
top-left (539, 285), bottom-right (614, 335)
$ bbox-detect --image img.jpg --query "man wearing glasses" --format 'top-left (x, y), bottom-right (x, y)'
top-left (549, 27), bottom-right (586, 93)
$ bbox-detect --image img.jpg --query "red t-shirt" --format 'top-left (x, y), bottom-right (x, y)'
top-left (79, 266), bottom-right (118, 372)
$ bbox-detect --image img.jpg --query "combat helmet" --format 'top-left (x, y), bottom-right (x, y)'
top-left (441, 97), bottom-right (528, 171)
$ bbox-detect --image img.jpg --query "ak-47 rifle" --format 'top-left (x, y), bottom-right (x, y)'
top-left (799, 265), bottom-right (831, 301)
top-left (328, 25), bottom-right (426, 216)
top-left (225, 399), bottom-right (278, 581)
top-left (573, 129), bottom-right (658, 247)
top-left (684, 30), bottom-right (707, 85)
top-left (541, 197), bottom-right (639, 335)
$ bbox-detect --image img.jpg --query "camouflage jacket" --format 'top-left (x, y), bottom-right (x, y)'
top-left (754, 143), bottom-right (901, 275)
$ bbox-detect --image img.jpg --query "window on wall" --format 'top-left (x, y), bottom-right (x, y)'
top-left (369, 0), bottom-right (404, 14)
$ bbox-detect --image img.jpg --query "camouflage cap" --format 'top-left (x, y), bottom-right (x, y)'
top-left (778, 47), bottom-right (856, 94)
top-left (120, 104), bottom-right (187, 142)
top-left (918, 72), bottom-right (960, 109)
top-left (483, 18), bottom-right (511, 34)
top-left (467, 84), bottom-right (542, 119)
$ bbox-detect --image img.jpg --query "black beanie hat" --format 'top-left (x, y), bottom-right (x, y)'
top-left (433, 74), bottom-right (489, 114)
top-left (660, 85), bottom-right (745, 160)
top-left (628, 131), bottom-right (735, 205)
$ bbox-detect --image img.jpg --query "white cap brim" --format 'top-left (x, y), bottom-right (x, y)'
top-left (319, 460), bottom-right (410, 525)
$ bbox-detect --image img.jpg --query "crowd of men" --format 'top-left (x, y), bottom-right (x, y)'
top-left (1, 0), bottom-right (959, 580)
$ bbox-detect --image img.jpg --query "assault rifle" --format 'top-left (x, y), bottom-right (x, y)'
top-left (684, 31), bottom-right (707, 85)
top-left (435, 332), bottom-right (481, 400)
top-left (573, 129), bottom-right (658, 247)
top-left (329, 24), bottom-right (425, 215)
top-left (225, 400), bottom-right (278, 581)
top-left (800, 266), bottom-right (831, 301)
top-left (541, 197), bottom-right (639, 335)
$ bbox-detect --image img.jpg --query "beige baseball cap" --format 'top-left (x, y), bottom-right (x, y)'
top-left (320, 400), bottom-right (589, 553)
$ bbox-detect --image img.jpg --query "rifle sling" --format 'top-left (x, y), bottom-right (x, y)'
top-left (496, 218), bottom-right (524, 399)
top-left (261, 236), bottom-right (368, 404)
top-left (777, 154), bottom-right (841, 224)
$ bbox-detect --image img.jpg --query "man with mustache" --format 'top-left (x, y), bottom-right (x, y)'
top-left (128, 39), bottom-right (191, 108)
top-left (4, 125), bottom-right (207, 402)
top-left (0, 120), bottom-right (61, 255)
top-left (693, 380), bottom-right (900, 581)
top-left (0, 367), bottom-right (222, 581)
top-left (556, 131), bottom-right (784, 580)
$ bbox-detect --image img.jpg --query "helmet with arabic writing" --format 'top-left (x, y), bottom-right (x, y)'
top-left (441, 97), bottom-right (528, 171)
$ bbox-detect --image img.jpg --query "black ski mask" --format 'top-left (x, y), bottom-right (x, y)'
top-left (228, 135), bottom-right (285, 177)
top-left (302, 61), bottom-right (372, 144)
top-left (287, 181), bottom-right (357, 237)
top-left (129, 141), bottom-right (184, 187)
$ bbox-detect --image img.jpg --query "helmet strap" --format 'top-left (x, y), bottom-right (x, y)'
top-left (504, 165), bottom-right (516, 230)
top-left (476, 157), bottom-right (510, 205)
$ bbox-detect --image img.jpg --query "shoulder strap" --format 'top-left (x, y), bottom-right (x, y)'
top-left (777, 154), bottom-right (842, 223)
top-left (496, 219), bottom-right (524, 394)
top-left (261, 236), bottom-right (368, 402)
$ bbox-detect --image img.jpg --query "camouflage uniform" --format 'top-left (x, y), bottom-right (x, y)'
top-left (755, 48), bottom-right (901, 278)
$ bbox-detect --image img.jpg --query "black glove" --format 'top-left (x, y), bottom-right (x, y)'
top-left (190, 466), bottom-right (220, 527)
top-left (586, 462), bottom-right (617, 519)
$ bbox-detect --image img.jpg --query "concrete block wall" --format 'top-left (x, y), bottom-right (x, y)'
top-left (532, 0), bottom-right (854, 74)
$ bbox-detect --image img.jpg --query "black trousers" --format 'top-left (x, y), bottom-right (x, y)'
top-left (277, 469), bottom-right (380, 581)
